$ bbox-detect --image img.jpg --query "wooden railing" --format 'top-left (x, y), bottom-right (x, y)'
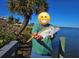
top-left (0, 40), bottom-right (19, 58)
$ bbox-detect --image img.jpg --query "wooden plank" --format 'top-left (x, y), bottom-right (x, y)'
top-left (0, 40), bottom-right (19, 58)
top-left (59, 36), bottom-right (66, 58)
top-left (60, 36), bottom-right (65, 52)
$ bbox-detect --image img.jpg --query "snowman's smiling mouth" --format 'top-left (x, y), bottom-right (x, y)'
top-left (40, 19), bottom-right (48, 23)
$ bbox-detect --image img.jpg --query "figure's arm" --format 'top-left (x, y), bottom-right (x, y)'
top-left (27, 23), bottom-right (41, 42)
top-left (32, 23), bottom-right (43, 40)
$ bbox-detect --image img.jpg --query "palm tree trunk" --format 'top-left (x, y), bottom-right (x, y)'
top-left (19, 16), bottom-right (30, 34)
top-left (17, 15), bottom-right (32, 58)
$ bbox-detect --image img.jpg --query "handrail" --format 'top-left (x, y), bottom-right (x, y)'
top-left (0, 40), bottom-right (19, 58)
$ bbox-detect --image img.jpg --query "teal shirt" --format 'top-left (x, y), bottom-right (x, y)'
top-left (32, 23), bottom-right (55, 54)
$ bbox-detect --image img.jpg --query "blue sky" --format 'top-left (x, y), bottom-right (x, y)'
top-left (0, 0), bottom-right (79, 28)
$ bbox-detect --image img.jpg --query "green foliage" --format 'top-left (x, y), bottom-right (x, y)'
top-left (7, 15), bottom-right (20, 24)
top-left (0, 24), bottom-right (17, 47)
top-left (8, 0), bottom-right (48, 15)
top-left (0, 23), bottom-right (33, 48)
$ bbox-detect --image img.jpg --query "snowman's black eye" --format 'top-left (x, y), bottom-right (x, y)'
top-left (41, 16), bottom-right (43, 18)
top-left (45, 16), bottom-right (47, 18)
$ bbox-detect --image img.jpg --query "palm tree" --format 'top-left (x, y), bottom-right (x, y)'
top-left (8, 0), bottom-right (48, 34)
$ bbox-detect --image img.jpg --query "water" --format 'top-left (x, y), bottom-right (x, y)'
top-left (55, 27), bottom-right (79, 57)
